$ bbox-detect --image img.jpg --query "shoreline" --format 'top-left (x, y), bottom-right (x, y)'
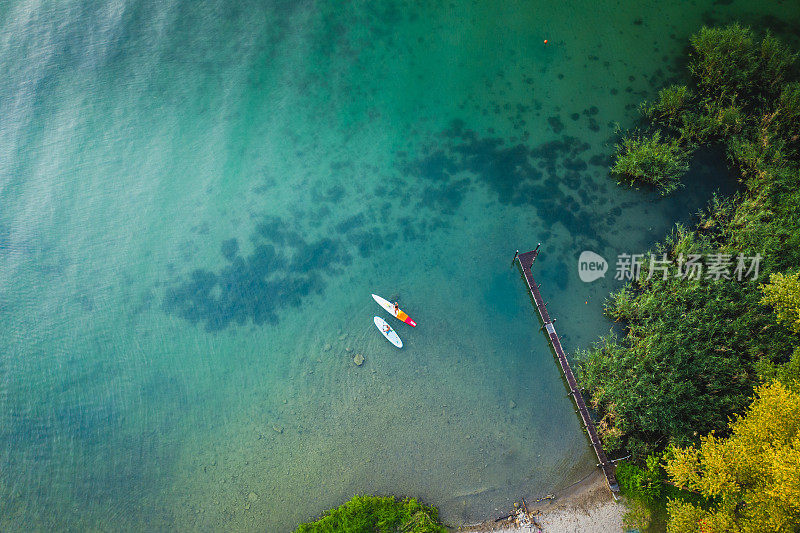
top-left (459, 469), bottom-right (626, 533)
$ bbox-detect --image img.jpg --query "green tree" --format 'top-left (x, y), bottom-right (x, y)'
top-left (756, 347), bottom-right (800, 393)
top-left (578, 227), bottom-right (795, 455)
top-left (761, 271), bottom-right (800, 334)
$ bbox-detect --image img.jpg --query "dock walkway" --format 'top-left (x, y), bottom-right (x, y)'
top-left (516, 248), bottom-right (619, 493)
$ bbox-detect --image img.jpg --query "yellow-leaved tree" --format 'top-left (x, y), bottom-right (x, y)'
top-left (761, 271), bottom-right (800, 335)
top-left (665, 382), bottom-right (800, 533)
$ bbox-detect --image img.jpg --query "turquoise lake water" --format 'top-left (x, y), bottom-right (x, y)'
top-left (2, 1), bottom-right (799, 531)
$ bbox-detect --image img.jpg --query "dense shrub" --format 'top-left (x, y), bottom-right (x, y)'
top-left (582, 24), bottom-right (800, 456)
top-left (689, 24), bottom-right (759, 98)
top-left (616, 455), bottom-right (663, 502)
top-left (643, 85), bottom-right (692, 127)
top-left (688, 24), bottom-right (795, 102)
top-left (611, 131), bottom-right (691, 194)
top-left (294, 495), bottom-right (446, 533)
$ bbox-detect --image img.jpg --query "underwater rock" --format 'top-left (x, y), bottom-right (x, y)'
top-left (323, 343), bottom-right (331, 351)
top-left (509, 400), bottom-right (517, 409)
top-left (248, 492), bottom-right (259, 502)
top-left (272, 425), bottom-right (283, 434)
top-left (345, 347), bottom-right (352, 352)
top-left (354, 353), bottom-right (365, 366)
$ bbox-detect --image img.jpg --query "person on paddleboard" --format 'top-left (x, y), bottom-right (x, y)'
top-left (383, 323), bottom-right (392, 333)
top-left (393, 302), bottom-right (399, 313)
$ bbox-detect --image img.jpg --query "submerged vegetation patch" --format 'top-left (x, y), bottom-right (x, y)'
top-left (163, 216), bottom-right (354, 331)
top-left (397, 118), bottom-right (611, 247)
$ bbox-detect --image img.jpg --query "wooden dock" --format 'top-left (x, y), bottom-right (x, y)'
top-left (516, 248), bottom-right (620, 493)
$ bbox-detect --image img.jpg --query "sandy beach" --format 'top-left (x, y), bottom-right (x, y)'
top-left (459, 470), bottom-right (627, 533)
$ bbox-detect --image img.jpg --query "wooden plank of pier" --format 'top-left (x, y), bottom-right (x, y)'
top-left (516, 248), bottom-right (620, 493)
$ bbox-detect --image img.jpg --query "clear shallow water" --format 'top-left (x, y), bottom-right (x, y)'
top-left (1, 1), bottom-right (799, 530)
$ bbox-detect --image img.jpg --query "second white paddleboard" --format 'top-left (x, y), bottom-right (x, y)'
top-left (374, 316), bottom-right (403, 348)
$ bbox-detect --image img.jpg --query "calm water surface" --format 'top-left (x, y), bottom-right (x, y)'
top-left (1, 1), bottom-right (798, 530)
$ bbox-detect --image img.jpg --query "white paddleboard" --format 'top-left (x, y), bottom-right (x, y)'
top-left (371, 294), bottom-right (417, 327)
top-left (374, 316), bottom-right (403, 348)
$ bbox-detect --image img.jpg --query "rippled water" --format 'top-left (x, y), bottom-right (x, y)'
top-left (1, 1), bottom-right (798, 530)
